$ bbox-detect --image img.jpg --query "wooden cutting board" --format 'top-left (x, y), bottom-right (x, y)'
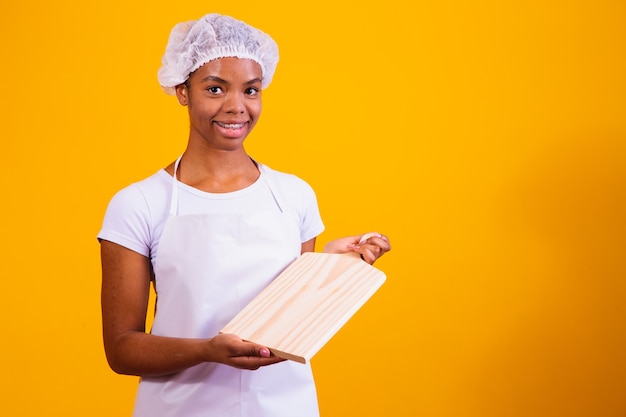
top-left (220, 252), bottom-right (386, 363)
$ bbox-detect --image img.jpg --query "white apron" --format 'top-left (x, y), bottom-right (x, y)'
top-left (133, 157), bottom-right (320, 417)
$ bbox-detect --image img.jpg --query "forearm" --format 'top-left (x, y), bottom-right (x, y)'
top-left (105, 331), bottom-right (210, 377)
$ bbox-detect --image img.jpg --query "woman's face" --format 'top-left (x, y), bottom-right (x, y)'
top-left (176, 57), bottom-right (263, 151)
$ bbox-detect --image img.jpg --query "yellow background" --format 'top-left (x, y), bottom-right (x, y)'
top-left (1, 1), bottom-right (625, 416)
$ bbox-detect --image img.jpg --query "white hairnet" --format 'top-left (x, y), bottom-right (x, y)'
top-left (157, 14), bottom-right (279, 95)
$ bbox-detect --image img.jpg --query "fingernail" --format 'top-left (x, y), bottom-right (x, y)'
top-left (260, 348), bottom-right (270, 357)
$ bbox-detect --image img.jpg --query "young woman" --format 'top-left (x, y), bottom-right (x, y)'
top-left (99, 13), bottom-right (390, 417)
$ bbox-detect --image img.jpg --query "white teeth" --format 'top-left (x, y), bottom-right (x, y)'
top-left (216, 122), bottom-right (245, 129)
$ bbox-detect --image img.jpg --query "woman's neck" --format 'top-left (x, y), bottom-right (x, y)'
top-left (166, 148), bottom-right (260, 193)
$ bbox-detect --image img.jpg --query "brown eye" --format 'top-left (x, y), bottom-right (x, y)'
top-left (245, 87), bottom-right (259, 96)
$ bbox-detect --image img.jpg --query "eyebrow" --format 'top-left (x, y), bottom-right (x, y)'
top-left (199, 75), bottom-right (262, 85)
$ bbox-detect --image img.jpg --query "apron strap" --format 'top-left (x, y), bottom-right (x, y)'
top-left (169, 155), bottom-right (183, 216)
top-left (258, 164), bottom-right (287, 213)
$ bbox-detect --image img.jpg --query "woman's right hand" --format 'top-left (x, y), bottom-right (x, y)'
top-left (207, 333), bottom-right (285, 370)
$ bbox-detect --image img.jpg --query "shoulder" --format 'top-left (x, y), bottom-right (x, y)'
top-left (99, 170), bottom-right (171, 257)
top-left (107, 170), bottom-right (170, 212)
top-left (258, 164), bottom-right (324, 241)
top-left (259, 164), bottom-right (316, 195)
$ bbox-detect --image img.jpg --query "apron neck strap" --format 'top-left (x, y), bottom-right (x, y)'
top-left (258, 164), bottom-right (287, 213)
top-left (169, 155), bottom-right (183, 216)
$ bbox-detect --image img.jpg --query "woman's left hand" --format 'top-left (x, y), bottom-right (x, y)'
top-left (323, 232), bottom-right (391, 264)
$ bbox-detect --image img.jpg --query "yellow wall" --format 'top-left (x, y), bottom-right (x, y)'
top-left (1, 1), bottom-right (625, 416)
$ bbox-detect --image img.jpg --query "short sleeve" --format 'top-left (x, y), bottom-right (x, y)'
top-left (298, 179), bottom-right (325, 243)
top-left (97, 184), bottom-right (153, 257)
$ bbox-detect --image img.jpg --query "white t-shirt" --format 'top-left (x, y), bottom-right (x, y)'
top-left (98, 164), bottom-right (325, 267)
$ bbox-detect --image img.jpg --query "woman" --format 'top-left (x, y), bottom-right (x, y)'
top-left (99, 13), bottom-right (390, 417)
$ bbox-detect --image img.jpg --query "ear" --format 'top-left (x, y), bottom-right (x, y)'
top-left (175, 83), bottom-right (189, 106)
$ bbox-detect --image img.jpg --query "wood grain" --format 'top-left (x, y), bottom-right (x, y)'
top-left (220, 252), bottom-right (386, 363)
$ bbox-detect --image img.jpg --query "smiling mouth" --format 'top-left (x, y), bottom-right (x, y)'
top-left (214, 121), bottom-right (247, 129)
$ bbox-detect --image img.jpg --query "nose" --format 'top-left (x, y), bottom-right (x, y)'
top-left (224, 92), bottom-right (245, 114)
